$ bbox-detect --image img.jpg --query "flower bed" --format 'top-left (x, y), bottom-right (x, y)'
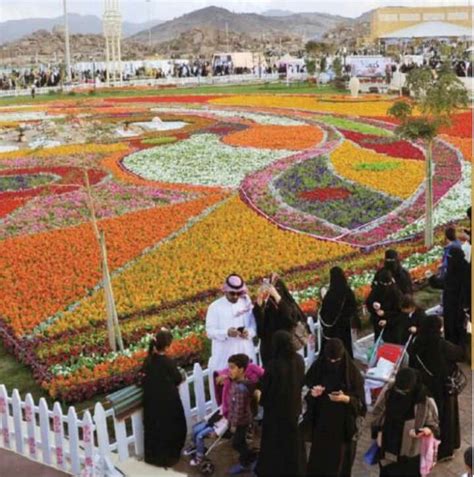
top-left (122, 133), bottom-right (292, 188)
top-left (0, 194), bottom-right (221, 336)
top-left (330, 141), bottom-right (425, 199)
top-left (222, 124), bottom-right (324, 150)
top-left (275, 155), bottom-right (401, 229)
top-left (339, 129), bottom-right (425, 161)
top-left (0, 94), bottom-right (468, 402)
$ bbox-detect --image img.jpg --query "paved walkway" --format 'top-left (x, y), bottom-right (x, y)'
top-left (0, 448), bottom-right (71, 477)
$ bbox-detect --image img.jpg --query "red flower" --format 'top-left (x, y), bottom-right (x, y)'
top-left (340, 129), bottom-right (424, 160)
top-left (299, 187), bottom-right (351, 202)
top-left (103, 95), bottom-right (223, 104)
top-left (0, 167), bottom-right (106, 218)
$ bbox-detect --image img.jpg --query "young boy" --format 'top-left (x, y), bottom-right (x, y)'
top-left (226, 353), bottom-right (257, 475)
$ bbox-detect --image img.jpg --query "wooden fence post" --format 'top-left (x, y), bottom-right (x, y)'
top-left (67, 406), bottom-right (81, 475)
top-left (24, 393), bottom-right (37, 460)
top-left (53, 401), bottom-right (66, 470)
top-left (82, 411), bottom-right (95, 477)
top-left (0, 385), bottom-right (11, 449)
top-left (11, 389), bottom-right (23, 454)
top-left (38, 397), bottom-right (52, 465)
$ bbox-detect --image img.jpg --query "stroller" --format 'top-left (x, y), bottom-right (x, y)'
top-left (185, 406), bottom-right (231, 475)
top-left (363, 329), bottom-right (413, 408)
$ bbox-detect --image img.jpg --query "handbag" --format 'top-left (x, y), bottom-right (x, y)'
top-left (363, 441), bottom-right (380, 466)
top-left (416, 354), bottom-right (467, 396)
top-left (445, 365), bottom-right (467, 395)
top-left (292, 320), bottom-right (309, 351)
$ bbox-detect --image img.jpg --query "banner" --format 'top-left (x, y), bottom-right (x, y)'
top-left (346, 56), bottom-right (392, 77)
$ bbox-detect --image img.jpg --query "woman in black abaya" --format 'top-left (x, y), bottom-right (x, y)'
top-left (319, 266), bottom-right (358, 358)
top-left (142, 329), bottom-right (187, 468)
top-left (254, 273), bottom-right (306, 367)
top-left (366, 269), bottom-right (403, 342)
top-left (375, 249), bottom-right (413, 295)
top-left (409, 315), bottom-right (464, 460)
top-left (255, 330), bottom-right (306, 477)
top-left (443, 247), bottom-right (470, 346)
top-left (305, 338), bottom-right (366, 477)
top-left (372, 368), bottom-right (440, 477)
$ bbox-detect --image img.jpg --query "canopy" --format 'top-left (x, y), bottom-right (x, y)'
top-left (380, 21), bottom-right (473, 39)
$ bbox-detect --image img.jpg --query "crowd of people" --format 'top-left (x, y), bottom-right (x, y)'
top-left (140, 208), bottom-right (471, 477)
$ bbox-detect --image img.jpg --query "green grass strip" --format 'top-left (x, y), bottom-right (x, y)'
top-left (316, 115), bottom-right (393, 137)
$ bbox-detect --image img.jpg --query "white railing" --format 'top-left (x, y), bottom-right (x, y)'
top-left (0, 317), bottom-right (320, 476)
top-left (0, 385), bottom-right (97, 476)
top-left (0, 73), bottom-right (281, 98)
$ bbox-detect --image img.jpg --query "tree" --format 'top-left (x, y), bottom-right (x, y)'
top-left (332, 56), bottom-right (343, 78)
top-left (388, 67), bottom-right (468, 248)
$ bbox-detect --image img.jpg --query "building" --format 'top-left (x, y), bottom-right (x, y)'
top-left (370, 6), bottom-right (472, 41)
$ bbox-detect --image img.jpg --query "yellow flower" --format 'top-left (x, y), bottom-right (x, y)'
top-left (0, 143), bottom-right (128, 160)
top-left (47, 195), bottom-right (353, 335)
top-left (330, 141), bottom-right (425, 199)
top-left (210, 95), bottom-right (420, 117)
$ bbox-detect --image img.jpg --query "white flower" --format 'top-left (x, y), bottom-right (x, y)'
top-left (122, 133), bottom-right (291, 188)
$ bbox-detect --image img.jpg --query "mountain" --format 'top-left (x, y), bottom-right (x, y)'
top-left (132, 6), bottom-right (349, 45)
top-left (2, 30), bottom-right (156, 67)
top-left (0, 14), bottom-right (164, 44)
top-left (261, 10), bottom-right (296, 17)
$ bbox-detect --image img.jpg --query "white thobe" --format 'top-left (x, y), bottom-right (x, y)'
top-left (205, 295), bottom-right (257, 371)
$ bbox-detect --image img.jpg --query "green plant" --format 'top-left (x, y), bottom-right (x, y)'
top-left (142, 136), bottom-right (178, 146)
top-left (332, 57), bottom-right (343, 78)
top-left (388, 68), bottom-right (468, 247)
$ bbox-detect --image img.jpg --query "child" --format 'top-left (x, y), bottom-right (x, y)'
top-left (400, 294), bottom-right (427, 343)
top-left (227, 354), bottom-right (258, 475)
top-left (185, 406), bottom-right (228, 466)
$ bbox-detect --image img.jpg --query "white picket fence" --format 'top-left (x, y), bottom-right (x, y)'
top-left (0, 317), bottom-right (321, 476)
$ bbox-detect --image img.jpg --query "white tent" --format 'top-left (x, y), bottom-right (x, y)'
top-left (380, 21), bottom-right (473, 39)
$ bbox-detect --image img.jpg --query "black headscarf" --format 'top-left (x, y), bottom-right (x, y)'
top-left (272, 329), bottom-right (297, 361)
top-left (274, 278), bottom-right (306, 323)
top-left (383, 368), bottom-right (427, 455)
top-left (411, 315), bottom-right (449, 379)
top-left (384, 249), bottom-right (402, 274)
top-left (305, 338), bottom-right (366, 416)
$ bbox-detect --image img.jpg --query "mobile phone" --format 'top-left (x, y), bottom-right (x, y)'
top-left (237, 326), bottom-right (245, 333)
top-left (415, 428), bottom-right (423, 435)
top-left (330, 390), bottom-right (343, 396)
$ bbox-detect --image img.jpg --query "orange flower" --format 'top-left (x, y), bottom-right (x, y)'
top-left (0, 194), bottom-right (223, 336)
top-left (222, 125), bottom-right (324, 150)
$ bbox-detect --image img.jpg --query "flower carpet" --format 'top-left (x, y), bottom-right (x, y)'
top-left (0, 92), bottom-right (470, 401)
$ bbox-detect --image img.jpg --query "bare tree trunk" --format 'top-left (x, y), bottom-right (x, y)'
top-left (83, 170), bottom-right (123, 351)
top-left (424, 140), bottom-right (434, 248)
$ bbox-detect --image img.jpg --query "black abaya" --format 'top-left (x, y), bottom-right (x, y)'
top-left (443, 248), bottom-right (470, 346)
top-left (374, 264), bottom-right (413, 295)
top-left (409, 336), bottom-right (464, 459)
top-left (366, 283), bottom-right (403, 341)
top-left (304, 348), bottom-right (366, 477)
top-left (254, 297), bottom-right (298, 367)
top-left (319, 287), bottom-right (357, 358)
top-left (142, 354), bottom-right (187, 467)
top-left (256, 353), bottom-right (306, 477)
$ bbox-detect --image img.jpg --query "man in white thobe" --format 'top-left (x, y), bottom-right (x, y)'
top-left (206, 274), bottom-right (257, 371)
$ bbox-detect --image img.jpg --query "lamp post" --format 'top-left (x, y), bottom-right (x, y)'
top-left (63, 0), bottom-right (72, 83)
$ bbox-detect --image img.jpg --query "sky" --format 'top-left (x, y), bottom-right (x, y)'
top-left (0, 0), bottom-right (471, 24)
